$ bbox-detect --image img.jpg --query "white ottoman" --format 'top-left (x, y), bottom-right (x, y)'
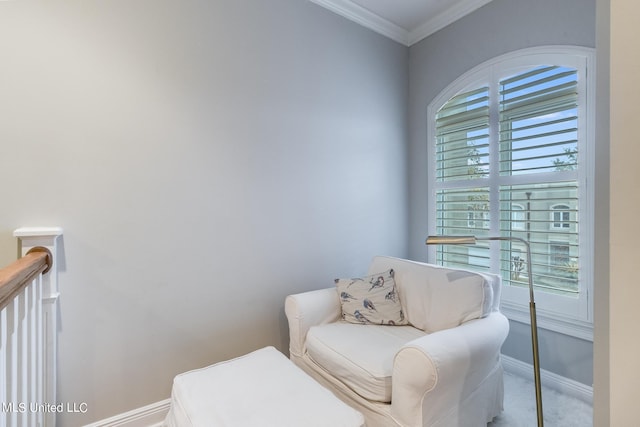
top-left (164, 346), bottom-right (364, 427)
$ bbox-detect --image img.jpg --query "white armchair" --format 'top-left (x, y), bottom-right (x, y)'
top-left (285, 256), bottom-right (509, 427)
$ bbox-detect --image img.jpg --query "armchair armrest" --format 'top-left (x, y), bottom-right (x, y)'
top-left (391, 312), bottom-right (509, 427)
top-left (285, 288), bottom-right (341, 359)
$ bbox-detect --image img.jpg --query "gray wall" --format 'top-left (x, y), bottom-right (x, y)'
top-left (0, 0), bottom-right (408, 424)
top-left (407, 0), bottom-right (597, 386)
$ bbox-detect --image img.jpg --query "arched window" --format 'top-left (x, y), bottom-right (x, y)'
top-left (427, 46), bottom-right (594, 339)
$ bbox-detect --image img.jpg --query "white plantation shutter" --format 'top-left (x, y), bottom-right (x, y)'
top-left (429, 47), bottom-right (594, 335)
top-left (435, 87), bottom-right (490, 182)
top-left (434, 87), bottom-right (491, 271)
top-left (435, 187), bottom-right (490, 270)
top-left (497, 66), bottom-right (580, 295)
top-left (499, 182), bottom-right (579, 294)
top-left (499, 66), bottom-right (579, 175)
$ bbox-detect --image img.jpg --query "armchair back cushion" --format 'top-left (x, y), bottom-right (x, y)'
top-left (367, 256), bottom-right (497, 333)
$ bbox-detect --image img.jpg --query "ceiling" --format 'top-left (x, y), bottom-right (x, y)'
top-left (309, 0), bottom-right (494, 46)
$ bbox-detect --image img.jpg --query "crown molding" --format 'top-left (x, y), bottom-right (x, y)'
top-left (308, 0), bottom-right (409, 45)
top-left (409, 0), bottom-right (494, 45)
top-left (309, 0), bottom-right (494, 47)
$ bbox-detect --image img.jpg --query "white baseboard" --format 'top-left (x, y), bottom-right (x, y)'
top-left (501, 354), bottom-right (593, 405)
top-left (82, 399), bottom-right (171, 427)
top-left (86, 356), bottom-right (592, 426)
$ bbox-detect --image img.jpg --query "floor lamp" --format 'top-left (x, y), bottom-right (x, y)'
top-left (426, 235), bottom-right (543, 427)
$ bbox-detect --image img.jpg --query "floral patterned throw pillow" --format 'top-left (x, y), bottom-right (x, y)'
top-left (335, 269), bottom-right (408, 325)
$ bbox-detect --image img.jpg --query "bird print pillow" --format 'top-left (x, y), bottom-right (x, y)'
top-left (335, 269), bottom-right (408, 326)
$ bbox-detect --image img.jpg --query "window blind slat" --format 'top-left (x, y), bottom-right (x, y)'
top-left (436, 106), bottom-right (489, 130)
top-left (438, 133), bottom-right (489, 147)
top-left (501, 129), bottom-right (578, 146)
top-left (500, 88), bottom-right (577, 119)
top-left (500, 70), bottom-right (577, 96)
top-left (499, 115), bottom-right (577, 135)
top-left (437, 124), bottom-right (489, 139)
top-left (439, 151), bottom-right (489, 164)
top-left (500, 65), bottom-right (557, 86)
top-left (437, 96), bottom-right (489, 118)
top-left (442, 87), bottom-right (489, 107)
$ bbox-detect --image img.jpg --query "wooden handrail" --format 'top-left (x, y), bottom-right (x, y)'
top-left (0, 246), bottom-right (52, 311)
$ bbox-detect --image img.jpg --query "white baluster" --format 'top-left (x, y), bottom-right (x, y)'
top-left (13, 227), bottom-right (63, 427)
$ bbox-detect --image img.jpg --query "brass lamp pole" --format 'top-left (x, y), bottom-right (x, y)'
top-left (426, 235), bottom-right (543, 427)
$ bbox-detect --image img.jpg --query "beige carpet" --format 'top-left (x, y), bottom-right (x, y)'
top-left (488, 372), bottom-right (592, 427)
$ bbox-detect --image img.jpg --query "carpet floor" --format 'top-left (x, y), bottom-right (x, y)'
top-left (488, 372), bottom-right (593, 427)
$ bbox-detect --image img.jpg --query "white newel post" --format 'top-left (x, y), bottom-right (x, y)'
top-left (13, 227), bottom-right (63, 427)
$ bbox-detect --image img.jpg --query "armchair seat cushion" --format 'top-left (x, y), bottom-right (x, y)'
top-left (306, 322), bottom-right (426, 403)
